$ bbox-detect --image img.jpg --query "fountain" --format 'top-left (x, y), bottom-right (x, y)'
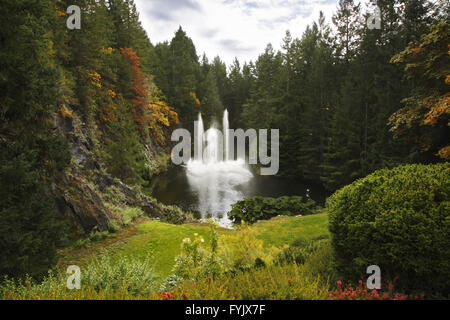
top-left (186, 109), bottom-right (253, 227)
top-left (194, 113), bottom-right (204, 161)
top-left (223, 109), bottom-right (229, 161)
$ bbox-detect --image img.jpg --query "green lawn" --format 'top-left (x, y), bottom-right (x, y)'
top-left (113, 222), bottom-right (213, 280)
top-left (253, 213), bottom-right (329, 247)
top-left (60, 213), bottom-right (329, 282)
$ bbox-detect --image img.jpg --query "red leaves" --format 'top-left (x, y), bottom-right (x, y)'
top-left (159, 292), bottom-right (176, 300)
top-left (120, 47), bottom-right (179, 143)
top-left (121, 47), bottom-right (148, 128)
top-left (327, 279), bottom-right (422, 300)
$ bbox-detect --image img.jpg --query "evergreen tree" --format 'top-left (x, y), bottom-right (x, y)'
top-left (0, 0), bottom-right (70, 278)
top-left (103, 97), bottom-right (146, 185)
top-left (332, 0), bottom-right (361, 64)
top-left (161, 27), bottom-right (202, 129)
top-left (199, 70), bottom-right (224, 124)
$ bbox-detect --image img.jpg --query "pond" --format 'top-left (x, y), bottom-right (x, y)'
top-left (147, 110), bottom-right (329, 227)
top-left (146, 162), bottom-right (328, 228)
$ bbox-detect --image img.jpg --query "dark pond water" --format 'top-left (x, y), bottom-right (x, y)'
top-left (146, 164), bottom-right (328, 227)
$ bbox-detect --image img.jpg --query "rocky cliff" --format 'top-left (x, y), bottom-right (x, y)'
top-left (51, 110), bottom-right (189, 238)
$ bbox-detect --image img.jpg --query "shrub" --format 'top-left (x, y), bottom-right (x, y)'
top-left (219, 221), bottom-right (280, 272)
top-left (168, 263), bottom-right (329, 300)
top-left (160, 221), bottom-right (222, 291)
top-left (106, 205), bottom-right (144, 227)
top-left (301, 240), bottom-right (337, 285)
top-left (0, 254), bottom-right (157, 299)
top-left (103, 185), bottom-right (126, 206)
top-left (327, 163), bottom-right (450, 295)
top-left (276, 237), bottom-right (329, 265)
top-left (72, 228), bottom-right (114, 249)
top-left (81, 254), bottom-right (156, 295)
top-left (121, 207), bottom-right (144, 226)
top-left (229, 196), bottom-right (316, 224)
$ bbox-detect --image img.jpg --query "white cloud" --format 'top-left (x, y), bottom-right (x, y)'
top-left (134, 0), bottom-right (339, 66)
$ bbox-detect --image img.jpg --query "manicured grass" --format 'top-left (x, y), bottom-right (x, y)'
top-left (59, 213), bottom-right (329, 283)
top-left (113, 221), bottom-right (214, 280)
top-left (252, 213), bottom-right (329, 247)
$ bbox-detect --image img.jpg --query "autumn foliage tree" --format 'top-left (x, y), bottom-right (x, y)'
top-left (121, 47), bottom-right (178, 143)
top-left (390, 21), bottom-right (450, 160)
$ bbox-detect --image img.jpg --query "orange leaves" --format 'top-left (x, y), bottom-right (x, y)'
top-left (423, 93), bottom-right (450, 126)
top-left (120, 47), bottom-right (179, 143)
top-left (56, 7), bottom-right (66, 17)
top-left (108, 89), bottom-right (116, 98)
top-left (87, 71), bottom-right (102, 88)
top-left (98, 90), bottom-right (118, 124)
top-left (436, 145), bottom-right (450, 159)
top-left (98, 102), bottom-right (117, 123)
top-left (121, 47), bottom-right (148, 128)
top-left (59, 105), bottom-right (72, 119)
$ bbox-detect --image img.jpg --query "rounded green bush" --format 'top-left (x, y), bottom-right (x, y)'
top-left (327, 163), bottom-right (450, 295)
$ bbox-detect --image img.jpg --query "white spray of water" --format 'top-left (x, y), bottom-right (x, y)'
top-left (223, 109), bottom-right (229, 161)
top-left (187, 109), bottom-right (252, 228)
top-left (194, 113), bottom-right (204, 161)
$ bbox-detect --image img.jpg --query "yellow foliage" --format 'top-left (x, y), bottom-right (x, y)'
top-left (60, 105), bottom-right (72, 119)
top-left (56, 8), bottom-right (66, 16)
top-left (436, 145), bottom-right (450, 159)
top-left (101, 47), bottom-right (113, 55)
top-left (87, 71), bottom-right (102, 88)
top-left (139, 82), bottom-right (180, 144)
top-left (108, 89), bottom-right (116, 98)
top-left (219, 222), bottom-right (280, 272)
top-left (190, 91), bottom-right (201, 109)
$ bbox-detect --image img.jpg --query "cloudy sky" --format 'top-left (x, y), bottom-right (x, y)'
top-left (134, 0), bottom-right (340, 66)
